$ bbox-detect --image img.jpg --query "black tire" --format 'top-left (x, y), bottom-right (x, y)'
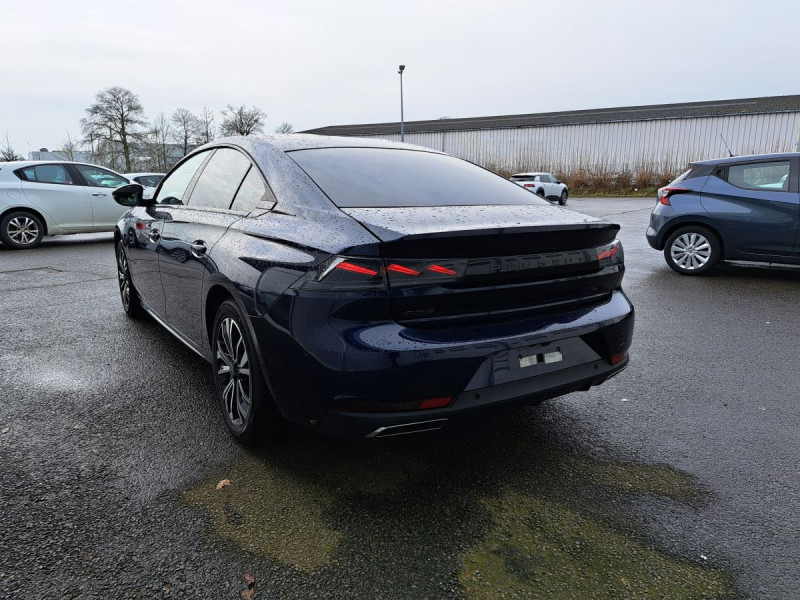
top-left (0, 210), bottom-right (45, 249)
top-left (116, 241), bottom-right (146, 318)
top-left (211, 299), bottom-right (274, 444)
top-left (663, 225), bottom-right (721, 276)
top-left (536, 188), bottom-right (546, 199)
top-left (558, 189), bottom-right (568, 205)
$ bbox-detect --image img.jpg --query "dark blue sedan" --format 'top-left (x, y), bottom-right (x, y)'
top-left (646, 153), bottom-right (800, 274)
top-left (112, 135), bottom-right (633, 442)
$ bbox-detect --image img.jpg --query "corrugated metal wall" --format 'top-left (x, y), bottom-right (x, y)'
top-left (355, 113), bottom-right (800, 173)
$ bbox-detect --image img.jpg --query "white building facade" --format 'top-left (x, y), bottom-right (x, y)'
top-left (305, 96), bottom-right (800, 174)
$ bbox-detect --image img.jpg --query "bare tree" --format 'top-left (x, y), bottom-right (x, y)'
top-left (220, 104), bottom-right (266, 136)
top-left (80, 86), bottom-right (147, 171)
top-left (59, 130), bottom-right (81, 161)
top-left (198, 107), bottom-right (215, 145)
top-left (171, 108), bottom-right (201, 156)
top-left (145, 112), bottom-right (173, 172)
top-left (0, 133), bottom-right (23, 161)
top-left (274, 122), bottom-right (295, 134)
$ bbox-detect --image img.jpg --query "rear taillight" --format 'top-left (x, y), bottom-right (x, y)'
top-left (292, 256), bottom-right (386, 290)
top-left (291, 256), bottom-right (468, 291)
top-left (523, 183), bottom-right (535, 188)
top-left (385, 259), bottom-right (467, 288)
top-left (596, 240), bottom-right (624, 267)
top-left (658, 186), bottom-right (690, 205)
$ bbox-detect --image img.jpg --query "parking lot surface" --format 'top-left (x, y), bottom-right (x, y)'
top-left (1, 197), bottom-right (798, 599)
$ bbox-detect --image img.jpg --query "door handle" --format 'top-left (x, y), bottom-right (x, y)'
top-left (190, 241), bottom-right (207, 258)
top-left (91, 192), bottom-right (107, 196)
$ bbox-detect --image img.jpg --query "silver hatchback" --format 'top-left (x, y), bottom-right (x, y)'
top-left (0, 160), bottom-right (132, 249)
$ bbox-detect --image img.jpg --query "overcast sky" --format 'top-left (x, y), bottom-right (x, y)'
top-left (2, 0), bottom-right (799, 154)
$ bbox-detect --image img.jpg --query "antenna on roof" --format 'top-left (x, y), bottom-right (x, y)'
top-left (720, 134), bottom-right (735, 157)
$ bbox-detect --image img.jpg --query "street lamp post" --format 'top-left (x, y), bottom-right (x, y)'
top-left (398, 64), bottom-right (405, 142)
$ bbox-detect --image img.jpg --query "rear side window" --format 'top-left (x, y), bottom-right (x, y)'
top-left (16, 164), bottom-right (73, 185)
top-left (133, 174), bottom-right (164, 187)
top-left (726, 161), bottom-right (791, 192)
top-left (156, 151), bottom-right (210, 205)
top-left (288, 148), bottom-right (547, 208)
top-left (230, 167), bottom-right (273, 213)
top-left (73, 164), bottom-right (128, 188)
top-left (188, 148), bottom-right (251, 210)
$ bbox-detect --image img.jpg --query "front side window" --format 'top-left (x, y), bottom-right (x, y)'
top-left (155, 151), bottom-right (210, 205)
top-left (16, 164), bottom-right (73, 185)
top-left (188, 148), bottom-right (252, 210)
top-left (726, 161), bottom-right (791, 192)
top-left (74, 164), bottom-right (128, 188)
top-left (288, 148), bottom-right (547, 208)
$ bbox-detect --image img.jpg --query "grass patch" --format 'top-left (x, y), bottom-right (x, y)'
top-left (461, 491), bottom-right (734, 600)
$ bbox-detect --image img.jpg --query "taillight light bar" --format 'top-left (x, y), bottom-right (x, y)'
top-left (291, 256), bottom-right (468, 291)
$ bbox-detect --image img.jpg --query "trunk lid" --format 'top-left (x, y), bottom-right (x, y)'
top-left (341, 205), bottom-right (624, 327)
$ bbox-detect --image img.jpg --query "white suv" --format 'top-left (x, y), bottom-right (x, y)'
top-left (509, 172), bottom-right (569, 205)
top-left (0, 161), bottom-right (131, 249)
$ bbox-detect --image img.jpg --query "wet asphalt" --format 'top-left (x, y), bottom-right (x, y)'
top-left (0, 197), bottom-right (798, 599)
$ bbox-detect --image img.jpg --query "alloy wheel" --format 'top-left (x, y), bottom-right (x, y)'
top-left (670, 232), bottom-right (711, 270)
top-left (216, 317), bottom-right (252, 426)
top-left (7, 216), bottom-right (39, 246)
top-left (117, 246), bottom-right (132, 309)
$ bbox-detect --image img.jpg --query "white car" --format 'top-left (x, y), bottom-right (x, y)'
top-left (0, 160), bottom-right (132, 249)
top-left (509, 172), bottom-right (569, 205)
top-left (124, 172), bottom-right (165, 200)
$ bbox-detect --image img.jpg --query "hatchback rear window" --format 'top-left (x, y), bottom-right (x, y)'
top-left (288, 148), bottom-right (547, 208)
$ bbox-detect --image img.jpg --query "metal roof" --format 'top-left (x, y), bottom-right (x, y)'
top-left (302, 95), bottom-right (800, 136)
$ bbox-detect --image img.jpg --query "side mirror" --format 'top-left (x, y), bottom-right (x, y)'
top-left (113, 184), bottom-right (146, 207)
top-left (554, 179), bottom-right (561, 184)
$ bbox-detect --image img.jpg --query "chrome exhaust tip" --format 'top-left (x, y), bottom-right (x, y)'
top-left (366, 418), bottom-right (448, 439)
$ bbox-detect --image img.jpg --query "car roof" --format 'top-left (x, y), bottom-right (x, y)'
top-left (692, 152), bottom-right (800, 166)
top-left (125, 172), bottom-right (165, 177)
top-left (510, 172), bottom-right (549, 177)
top-left (0, 159), bottom-right (126, 173)
top-left (200, 133), bottom-right (443, 155)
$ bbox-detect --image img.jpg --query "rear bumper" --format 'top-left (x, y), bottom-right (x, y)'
top-left (259, 290), bottom-right (634, 439)
top-left (646, 226), bottom-right (661, 249)
top-left (318, 354), bottom-right (629, 439)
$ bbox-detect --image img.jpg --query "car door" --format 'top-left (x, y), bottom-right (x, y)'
top-left (16, 163), bottom-right (92, 232)
top-left (700, 158), bottom-right (799, 256)
top-left (127, 151), bottom-right (213, 316)
top-left (541, 173), bottom-right (556, 197)
top-left (71, 164), bottom-right (131, 231)
top-left (158, 147), bottom-right (253, 347)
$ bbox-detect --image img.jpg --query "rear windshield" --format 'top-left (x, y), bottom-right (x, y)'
top-left (288, 147), bottom-right (548, 208)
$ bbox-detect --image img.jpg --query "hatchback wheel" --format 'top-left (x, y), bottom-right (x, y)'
top-left (559, 189), bottom-right (568, 205)
top-left (212, 300), bottom-right (273, 444)
top-left (664, 225), bottom-right (721, 275)
top-left (116, 241), bottom-right (145, 318)
top-left (0, 211), bottom-right (44, 249)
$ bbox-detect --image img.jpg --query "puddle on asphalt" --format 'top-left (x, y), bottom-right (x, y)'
top-left (183, 413), bottom-right (737, 598)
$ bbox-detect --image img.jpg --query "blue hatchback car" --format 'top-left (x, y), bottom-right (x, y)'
top-left (646, 153), bottom-right (800, 275)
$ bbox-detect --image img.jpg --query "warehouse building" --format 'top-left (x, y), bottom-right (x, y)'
top-left (304, 95), bottom-right (800, 175)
